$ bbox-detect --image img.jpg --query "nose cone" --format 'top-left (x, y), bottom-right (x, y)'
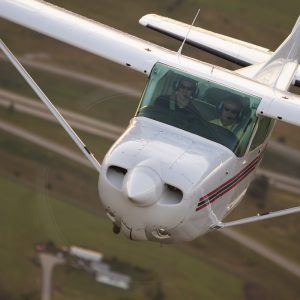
top-left (123, 166), bottom-right (163, 206)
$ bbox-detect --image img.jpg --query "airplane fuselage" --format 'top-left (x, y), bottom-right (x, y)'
top-left (97, 57), bottom-right (282, 243)
top-left (2, 0), bottom-right (299, 244)
top-left (99, 116), bottom-right (270, 243)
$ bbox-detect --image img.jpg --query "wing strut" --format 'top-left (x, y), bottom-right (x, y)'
top-left (0, 39), bottom-right (101, 173)
top-left (213, 206), bottom-right (300, 229)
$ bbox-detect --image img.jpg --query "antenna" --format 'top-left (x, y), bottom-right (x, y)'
top-left (178, 8), bottom-right (200, 55)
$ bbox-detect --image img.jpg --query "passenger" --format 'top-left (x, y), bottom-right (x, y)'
top-left (211, 95), bottom-right (244, 137)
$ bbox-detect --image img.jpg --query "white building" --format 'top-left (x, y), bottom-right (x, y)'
top-left (69, 246), bottom-right (131, 289)
top-left (69, 246), bottom-right (103, 262)
top-left (96, 270), bottom-right (131, 289)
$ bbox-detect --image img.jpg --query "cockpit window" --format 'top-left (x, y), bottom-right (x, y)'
top-left (136, 63), bottom-right (261, 156)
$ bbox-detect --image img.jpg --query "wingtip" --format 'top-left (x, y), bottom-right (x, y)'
top-left (139, 14), bottom-right (157, 27)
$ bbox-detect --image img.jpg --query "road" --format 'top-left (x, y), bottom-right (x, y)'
top-left (2, 88), bottom-right (300, 194)
top-left (0, 120), bottom-right (91, 168)
top-left (2, 86), bottom-right (300, 157)
top-left (268, 140), bottom-right (300, 166)
top-left (39, 253), bottom-right (65, 300)
top-left (222, 229), bottom-right (300, 278)
top-left (256, 169), bottom-right (300, 196)
top-left (0, 88), bottom-right (123, 141)
top-left (0, 55), bottom-right (141, 98)
top-left (2, 55), bottom-right (300, 163)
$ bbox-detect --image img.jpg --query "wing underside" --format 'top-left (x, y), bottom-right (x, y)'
top-left (0, 0), bottom-right (167, 75)
top-left (1, 1), bottom-right (299, 86)
top-left (139, 14), bottom-right (300, 86)
top-left (1, 1), bottom-right (300, 127)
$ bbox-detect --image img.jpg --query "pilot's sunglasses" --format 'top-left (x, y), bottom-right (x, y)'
top-left (179, 83), bottom-right (193, 91)
top-left (223, 106), bottom-right (240, 114)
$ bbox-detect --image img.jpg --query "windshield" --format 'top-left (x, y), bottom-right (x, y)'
top-left (136, 63), bottom-right (261, 156)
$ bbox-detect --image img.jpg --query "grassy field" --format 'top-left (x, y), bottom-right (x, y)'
top-left (0, 60), bottom-right (139, 127)
top-left (0, 102), bottom-right (115, 161)
top-left (0, 125), bottom-right (300, 299)
top-left (227, 188), bottom-right (300, 265)
top-left (2, 175), bottom-right (300, 300)
top-left (0, 176), bottom-right (245, 300)
top-left (1, 1), bottom-right (300, 299)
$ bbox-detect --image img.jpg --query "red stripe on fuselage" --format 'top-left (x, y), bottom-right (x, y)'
top-left (196, 164), bottom-right (257, 211)
top-left (198, 155), bottom-right (261, 202)
top-left (196, 154), bottom-right (262, 212)
top-left (198, 157), bottom-right (260, 206)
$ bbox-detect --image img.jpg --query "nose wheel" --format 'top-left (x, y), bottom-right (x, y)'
top-left (112, 223), bottom-right (121, 234)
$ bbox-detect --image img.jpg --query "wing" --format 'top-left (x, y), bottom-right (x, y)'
top-left (139, 14), bottom-right (300, 86)
top-left (139, 14), bottom-right (270, 66)
top-left (0, 0), bottom-right (169, 75)
top-left (2, 1), bottom-right (300, 129)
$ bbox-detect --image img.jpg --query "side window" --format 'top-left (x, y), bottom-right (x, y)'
top-left (250, 117), bottom-right (273, 151)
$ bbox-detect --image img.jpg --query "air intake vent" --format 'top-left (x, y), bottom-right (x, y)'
top-left (106, 165), bottom-right (127, 190)
top-left (159, 184), bottom-right (183, 205)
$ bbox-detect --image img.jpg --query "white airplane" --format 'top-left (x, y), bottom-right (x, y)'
top-left (0, 0), bottom-right (300, 243)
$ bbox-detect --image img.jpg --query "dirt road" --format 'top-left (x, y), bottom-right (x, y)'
top-left (39, 253), bottom-right (65, 300)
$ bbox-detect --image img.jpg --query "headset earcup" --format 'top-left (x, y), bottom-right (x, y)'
top-left (218, 102), bottom-right (224, 113)
top-left (238, 109), bottom-right (243, 120)
top-left (173, 79), bottom-right (179, 91)
top-left (192, 84), bottom-right (198, 98)
top-left (237, 105), bottom-right (244, 120)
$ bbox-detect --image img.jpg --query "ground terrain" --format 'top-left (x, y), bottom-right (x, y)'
top-left (0, 1), bottom-right (300, 299)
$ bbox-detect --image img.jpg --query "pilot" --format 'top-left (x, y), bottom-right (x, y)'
top-left (154, 77), bottom-right (200, 117)
top-left (211, 95), bottom-right (244, 138)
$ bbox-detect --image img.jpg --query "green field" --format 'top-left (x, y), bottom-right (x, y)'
top-left (0, 60), bottom-right (139, 127)
top-left (0, 176), bottom-right (245, 300)
top-left (0, 127), bottom-right (300, 299)
top-left (2, 176), bottom-right (300, 300)
top-left (1, 0), bottom-right (300, 299)
top-left (0, 104), bottom-right (114, 162)
top-left (227, 188), bottom-right (300, 265)
top-left (0, 120), bottom-right (299, 300)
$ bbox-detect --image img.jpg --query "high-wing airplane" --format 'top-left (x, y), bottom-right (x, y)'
top-left (0, 0), bottom-right (300, 243)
